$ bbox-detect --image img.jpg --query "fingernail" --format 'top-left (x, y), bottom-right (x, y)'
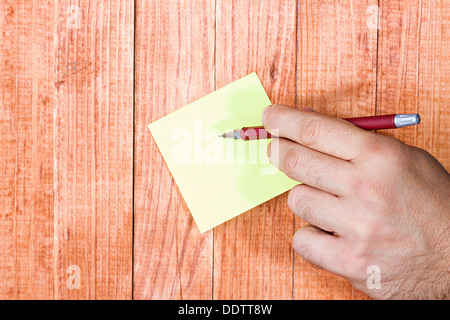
top-left (301, 107), bottom-right (317, 113)
top-left (262, 106), bottom-right (270, 125)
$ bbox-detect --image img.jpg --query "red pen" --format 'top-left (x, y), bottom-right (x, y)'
top-left (219, 114), bottom-right (421, 141)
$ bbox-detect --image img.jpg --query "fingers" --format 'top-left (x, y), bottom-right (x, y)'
top-left (293, 225), bottom-right (347, 277)
top-left (288, 184), bottom-right (348, 235)
top-left (263, 104), bottom-right (370, 161)
top-left (269, 138), bottom-right (353, 196)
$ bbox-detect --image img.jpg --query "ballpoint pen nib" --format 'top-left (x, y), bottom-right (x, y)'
top-left (219, 132), bottom-right (231, 138)
top-left (219, 131), bottom-right (239, 139)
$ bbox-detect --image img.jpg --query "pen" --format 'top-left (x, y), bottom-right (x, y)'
top-left (219, 114), bottom-right (421, 140)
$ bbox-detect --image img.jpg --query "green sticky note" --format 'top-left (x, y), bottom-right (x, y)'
top-left (148, 72), bottom-right (298, 233)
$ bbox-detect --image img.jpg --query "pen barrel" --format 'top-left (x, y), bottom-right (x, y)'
top-left (344, 114), bottom-right (396, 130)
top-left (240, 126), bottom-right (271, 140)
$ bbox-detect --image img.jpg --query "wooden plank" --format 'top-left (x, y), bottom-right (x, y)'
top-left (133, 0), bottom-right (215, 299)
top-left (53, 0), bottom-right (134, 299)
top-left (214, 0), bottom-right (297, 299)
top-left (1, 0), bottom-right (446, 301)
top-left (295, 0), bottom-right (377, 299)
top-left (377, 0), bottom-right (450, 169)
top-left (0, 0), bottom-right (55, 299)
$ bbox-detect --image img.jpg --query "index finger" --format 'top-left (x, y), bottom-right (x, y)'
top-left (263, 104), bottom-right (370, 160)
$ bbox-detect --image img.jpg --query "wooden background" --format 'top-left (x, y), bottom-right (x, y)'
top-left (0, 0), bottom-right (448, 299)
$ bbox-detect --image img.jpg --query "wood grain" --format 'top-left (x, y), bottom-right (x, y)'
top-left (377, 0), bottom-right (450, 169)
top-left (133, 0), bottom-right (215, 299)
top-left (295, 0), bottom-right (378, 299)
top-left (214, 0), bottom-right (297, 299)
top-left (53, 0), bottom-right (134, 299)
top-left (0, 0), bottom-right (448, 300)
top-left (0, 0), bottom-right (55, 299)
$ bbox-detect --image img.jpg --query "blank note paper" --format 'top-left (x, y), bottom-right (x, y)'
top-left (148, 72), bottom-right (297, 233)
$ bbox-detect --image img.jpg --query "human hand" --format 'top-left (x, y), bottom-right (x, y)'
top-left (262, 104), bottom-right (450, 299)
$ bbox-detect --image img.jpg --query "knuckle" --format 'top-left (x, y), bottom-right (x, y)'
top-left (299, 116), bottom-right (322, 146)
top-left (363, 135), bottom-right (412, 169)
top-left (350, 150), bottom-right (409, 207)
top-left (362, 134), bottom-right (386, 155)
top-left (341, 247), bottom-right (370, 279)
top-left (289, 188), bottom-right (327, 229)
top-left (283, 147), bottom-right (303, 176)
top-left (301, 204), bottom-right (316, 226)
top-left (358, 221), bottom-right (379, 242)
top-left (352, 216), bottom-right (384, 246)
top-left (288, 187), bottom-right (317, 222)
top-left (389, 144), bottom-right (413, 168)
top-left (349, 173), bottom-right (370, 197)
top-left (297, 197), bottom-right (318, 225)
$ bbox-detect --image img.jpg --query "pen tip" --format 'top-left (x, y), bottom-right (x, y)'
top-left (219, 131), bottom-right (236, 138)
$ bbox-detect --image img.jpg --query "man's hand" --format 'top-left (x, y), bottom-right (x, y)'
top-left (263, 104), bottom-right (450, 299)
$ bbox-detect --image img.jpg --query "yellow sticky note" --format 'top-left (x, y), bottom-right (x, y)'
top-left (148, 72), bottom-right (297, 233)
